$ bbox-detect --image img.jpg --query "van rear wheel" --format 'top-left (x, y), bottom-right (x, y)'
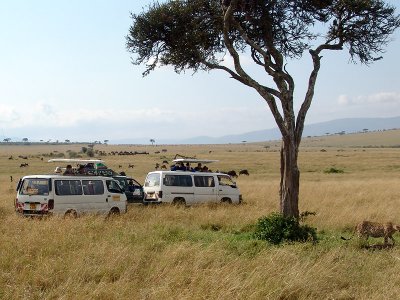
top-left (64, 210), bottom-right (77, 218)
top-left (172, 198), bottom-right (186, 206)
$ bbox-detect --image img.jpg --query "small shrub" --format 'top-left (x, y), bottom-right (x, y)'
top-left (48, 152), bottom-right (65, 158)
top-left (324, 167), bottom-right (344, 174)
top-left (87, 148), bottom-right (94, 157)
top-left (254, 212), bottom-right (317, 245)
top-left (68, 151), bottom-right (81, 158)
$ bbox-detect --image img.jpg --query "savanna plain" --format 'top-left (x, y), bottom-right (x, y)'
top-left (1, 130), bottom-right (400, 299)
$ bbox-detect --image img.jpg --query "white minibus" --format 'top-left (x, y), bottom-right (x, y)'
top-left (143, 171), bottom-right (242, 205)
top-left (15, 174), bottom-right (127, 217)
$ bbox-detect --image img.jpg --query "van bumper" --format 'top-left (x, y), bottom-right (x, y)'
top-left (143, 199), bottom-right (163, 205)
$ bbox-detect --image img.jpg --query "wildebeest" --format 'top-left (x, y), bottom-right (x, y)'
top-left (227, 170), bottom-right (238, 178)
top-left (128, 164), bottom-right (135, 168)
top-left (239, 169), bottom-right (249, 176)
top-left (162, 160), bottom-right (169, 164)
top-left (20, 163), bottom-right (29, 167)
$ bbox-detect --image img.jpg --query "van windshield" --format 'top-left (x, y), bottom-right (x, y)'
top-left (20, 178), bottom-right (50, 195)
top-left (145, 173), bottom-right (160, 187)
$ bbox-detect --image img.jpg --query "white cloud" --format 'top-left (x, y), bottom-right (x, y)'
top-left (1, 101), bottom-right (271, 141)
top-left (337, 92), bottom-right (400, 106)
top-left (337, 94), bottom-right (349, 106)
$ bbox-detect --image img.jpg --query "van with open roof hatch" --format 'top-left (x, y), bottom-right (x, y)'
top-left (143, 159), bottom-right (242, 205)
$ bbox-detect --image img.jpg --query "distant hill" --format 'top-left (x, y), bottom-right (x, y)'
top-left (118, 116), bottom-right (400, 145)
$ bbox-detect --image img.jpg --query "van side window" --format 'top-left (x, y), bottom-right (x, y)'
top-left (55, 180), bottom-right (83, 196)
top-left (194, 176), bottom-right (215, 187)
top-left (164, 175), bottom-right (193, 187)
top-left (82, 180), bottom-right (104, 195)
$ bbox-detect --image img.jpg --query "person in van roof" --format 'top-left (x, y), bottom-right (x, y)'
top-left (63, 165), bottom-right (74, 175)
top-left (194, 163), bottom-right (202, 172)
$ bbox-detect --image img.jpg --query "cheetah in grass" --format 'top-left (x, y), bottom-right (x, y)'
top-left (342, 221), bottom-right (400, 246)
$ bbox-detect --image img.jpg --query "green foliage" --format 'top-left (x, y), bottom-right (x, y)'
top-left (68, 151), bottom-right (81, 159)
top-left (127, 0), bottom-right (400, 76)
top-left (86, 148), bottom-right (94, 157)
top-left (81, 147), bottom-right (88, 154)
top-left (254, 212), bottom-right (317, 245)
top-left (324, 167), bottom-right (344, 174)
top-left (47, 152), bottom-right (65, 158)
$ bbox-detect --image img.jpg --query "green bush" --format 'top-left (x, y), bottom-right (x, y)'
top-left (254, 212), bottom-right (317, 245)
top-left (324, 167), bottom-right (344, 174)
top-left (68, 151), bottom-right (81, 158)
top-left (86, 148), bottom-right (94, 157)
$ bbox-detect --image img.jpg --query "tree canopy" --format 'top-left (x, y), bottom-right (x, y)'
top-left (127, 0), bottom-right (400, 74)
top-left (127, 0), bottom-right (400, 218)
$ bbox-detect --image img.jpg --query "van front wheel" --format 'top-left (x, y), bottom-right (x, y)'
top-left (108, 207), bottom-right (120, 217)
top-left (221, 198), bottom-right (232, 204)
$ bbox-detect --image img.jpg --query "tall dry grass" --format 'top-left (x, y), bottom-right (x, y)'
top-left (1, 132), bottom-right (400, 299)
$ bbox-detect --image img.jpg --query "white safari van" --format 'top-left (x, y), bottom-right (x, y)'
top-left (15, 174), bottom-right (127, 217)
top-left (143, 166), bottom-right (242, 205)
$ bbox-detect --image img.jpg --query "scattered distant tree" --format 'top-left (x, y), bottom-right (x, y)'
top-left (65, 139), bottom-right (70, 143)
top-left (22, 138), bottom-right (28, 143)
top-left (104, 139), bottom-right (109, 145)
top-left (150, 139), bottom-right (155, 146)
top-left (3, 138), bottom-right (11, 143)
top-left (338, 131), bottom-right (346, 136)
top-left (325, 133), bottom-right (330, 136)
top-left (40, 139), bottom-right (44, 142)
top-left (362, 128), bottom-right (369, 133)
top-left (127, 0), bottom-right (400, 218)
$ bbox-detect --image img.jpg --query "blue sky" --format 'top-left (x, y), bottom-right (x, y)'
top-left (1, 0), bottom-right (399, 143)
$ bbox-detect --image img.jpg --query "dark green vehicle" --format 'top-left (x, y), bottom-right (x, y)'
top-left (113, 175), bottom-right (144, 203)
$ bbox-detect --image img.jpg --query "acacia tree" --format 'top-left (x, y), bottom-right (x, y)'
top-left (127, 0), bottom-right (400, 218)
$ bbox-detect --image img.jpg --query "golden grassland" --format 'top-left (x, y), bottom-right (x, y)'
top-left (1, 130), bottom-right (400, 299)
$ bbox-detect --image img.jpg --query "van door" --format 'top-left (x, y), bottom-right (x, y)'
top-left (162, 174), bottom-right (194, 204)
top-left (106, 179), bottom-right (125, 209)
top-left (217, 175), bottom-right (239, 203)
top-left (54, 179), bottom-right (87, 214)
top-left (193, 175), bottom-right (217, 203)
top-left (81, 179), bottom-right (108, 213)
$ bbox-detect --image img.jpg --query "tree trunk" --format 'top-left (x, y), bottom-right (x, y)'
top-left (279, 135), bottom-right (300, 218)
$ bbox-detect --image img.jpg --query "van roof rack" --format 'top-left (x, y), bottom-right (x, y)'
top-left (172, 159), bottom-right (219, 164)
top-left (48, 159), bottom-right (104, 164)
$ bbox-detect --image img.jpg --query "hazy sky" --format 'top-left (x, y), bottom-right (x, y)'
top-left (1, 1), bottom-right (399, 143)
